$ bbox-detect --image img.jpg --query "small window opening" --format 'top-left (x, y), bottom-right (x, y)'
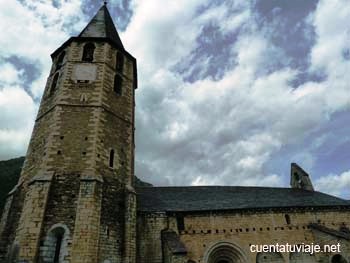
top-left (106, 227), bottom-right (110, 238)
top-left (294, 172), bottom-right (300, 181)
top-left (82, 43), bottom-right (95, 62)
top-left (50, 73), bottom-right (59, 95)
top-left (56, 51), bottom-right (65, 70)
top-left (53, 232), bottom-right (63, 263)
top-left (113, 74), bottom-right (123, 95)
top-left (116, 52), bottom-right (124, 72)
top-left (285, 214), bottom-right (291, 225)
top-left (109, 149), bottom-right (115, 168)
top-left (176, 216), bottom-right (185, 232)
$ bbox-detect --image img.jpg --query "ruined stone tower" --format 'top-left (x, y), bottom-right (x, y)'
top-left (0, 4), bottom-right (137, 263)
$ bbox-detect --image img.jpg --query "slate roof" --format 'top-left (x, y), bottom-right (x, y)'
top-left (309, 223), bottom-right (350, 240)
top-left (78, 4), bottom-right (124, 50)
top-left (136, 186), bottom-right (350, 213)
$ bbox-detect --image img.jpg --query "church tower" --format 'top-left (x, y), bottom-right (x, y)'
top-left (0, 4), bottom-right (137, 263)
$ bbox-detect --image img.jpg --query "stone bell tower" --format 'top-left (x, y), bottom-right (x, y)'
top-left (0, 4), bottom-right (137, 263)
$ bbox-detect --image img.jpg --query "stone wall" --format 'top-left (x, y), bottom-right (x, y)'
top-left (137, 209), bottom-right (350, 263)
top-left (137, 213), bottom-right (168, 263)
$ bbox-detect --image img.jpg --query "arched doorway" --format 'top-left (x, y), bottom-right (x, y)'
top-left (205, 242), bottom-right (247, 263)
top-left (39, 224), bottom-right (70, 263)
top-left (332, 254), bottom-right (348, 263)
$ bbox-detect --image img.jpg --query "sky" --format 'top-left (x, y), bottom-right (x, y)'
top-left (0, 0), bottom-right (349, 198)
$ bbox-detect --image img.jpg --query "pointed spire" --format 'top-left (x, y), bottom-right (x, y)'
top-left (79, 4), bottom-right (124, 50)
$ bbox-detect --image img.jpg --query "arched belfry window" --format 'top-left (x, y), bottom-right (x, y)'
top-left (109, 149), bottom-right (115, 168)
top-left (50, 73), bottom-right (59, 95)
top-left (116, 52), bottom-right (124, 72)
top-left (114, 74), bottom-right (122, 95)
top-left (82, 43), bottom-right (95, 62)
top-left (56, 51), bottom-right (65, 70)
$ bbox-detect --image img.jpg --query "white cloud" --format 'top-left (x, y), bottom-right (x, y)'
top-left (315, 170), bottom-right (350, 197)
top-left (129, 0), bottom-right (350, 189)
top-left (0, 86), bottom-right (36, 159)
top-left (0, 0), bottom-right (86, 98)
top-left (0, 0), bottom-right (88, 160)
top-left (0, 63), bottom-right (24, 85)
top-left (310, 0), bottom-right (350, 113)
top-left (0, 0), bottom-right (349, 196)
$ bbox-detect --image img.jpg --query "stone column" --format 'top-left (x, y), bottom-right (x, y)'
top-left (123, 185), bottom-right (137, 263)
top-left (71, 175), bottom-right (103, 263)
top-left (15, 173), bottom-right (53, 262)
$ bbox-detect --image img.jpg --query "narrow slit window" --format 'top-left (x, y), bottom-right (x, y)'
top-left (50, 73), bottom-right (59, 95)
top-left (285, 214), bottom-right (291, 225)
top-left (114, 74), bottom-right (122, 95)
top-left (116, 52), bottom-right (124, 72)
top-left (109, 149), bottom-right (115, 168)
top-left (56, 51), bottom-right (65, 70)
top-left (82, 43), bottom-right (95, 62)
top-left (176, 216), bottom-right (185, 232)
top-left (53, 232), bottom-right (63, 263)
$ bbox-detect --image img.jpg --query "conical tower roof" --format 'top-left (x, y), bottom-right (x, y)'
top-left (78, 4), bottom-right (124, 50)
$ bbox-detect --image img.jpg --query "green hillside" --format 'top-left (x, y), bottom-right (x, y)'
top-left (0, 157), bottom-right (25, 212)
top-left (0, 156), bottom-right (152, 213)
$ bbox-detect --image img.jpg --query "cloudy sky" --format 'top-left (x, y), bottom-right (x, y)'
top-left (0, 0), bottom-right (349, 197)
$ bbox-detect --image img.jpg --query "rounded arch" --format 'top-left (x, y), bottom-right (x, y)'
top-left (256, 252), bottom-right (284, 263)
top-left (39, 223), bottom-right (70, 263)
top-left (82, 42), bottom-right (95, 62)
top-left (204, 241), bottom-right (248, 263)
top-left (331, 254), bottom-right (348, 263)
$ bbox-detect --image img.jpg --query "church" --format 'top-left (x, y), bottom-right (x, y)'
top-left (1, 4), bottom-right (350, 263)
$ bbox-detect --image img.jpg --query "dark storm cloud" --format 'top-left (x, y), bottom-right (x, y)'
top-left (6, 56), bottom-right (42, 99)
top-left (173, 1), bottom-right (249, 82)
top-left (253, 0), bottom-right (318, 73)
top-left (174, 24), bottom-right (239, 82)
